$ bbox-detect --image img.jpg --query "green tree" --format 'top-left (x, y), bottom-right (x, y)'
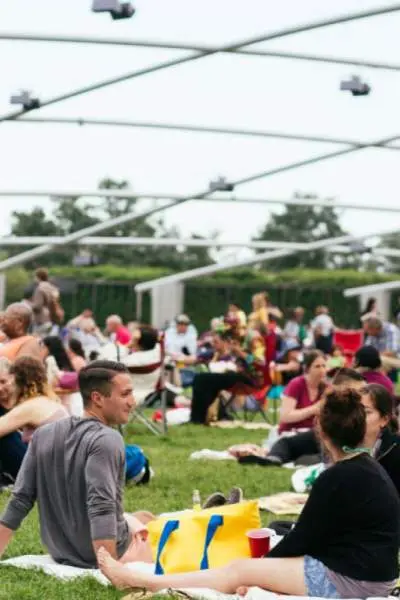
top-left (253, 193), bottom-right (360, 270)
top-left (377, 232), bottom-right (400, 273)
top-left (9, 178), bottom-right (213, 270)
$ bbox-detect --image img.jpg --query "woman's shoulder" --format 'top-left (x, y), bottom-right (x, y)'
top-left (284, 374), bottom-right (305, 390)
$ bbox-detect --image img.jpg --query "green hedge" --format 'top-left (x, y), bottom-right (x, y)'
top-left (4, 265), bottom-right (398, 330)
top-left (46, 265), bottom-right (397, 287)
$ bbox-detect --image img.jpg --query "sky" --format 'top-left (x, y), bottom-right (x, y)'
top-left (0, 0), bottom-right (399, 262)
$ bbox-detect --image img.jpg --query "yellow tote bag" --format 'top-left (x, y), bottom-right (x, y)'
top-left (147, 500), bottom-right (260, 574)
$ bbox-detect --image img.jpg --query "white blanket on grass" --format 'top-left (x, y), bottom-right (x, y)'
top-left (0, 554), bottom-right (153, 585)
top-left (0, 555), bottom-right (394, 600)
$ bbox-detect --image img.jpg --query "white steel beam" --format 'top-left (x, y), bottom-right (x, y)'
top-left (0, 190), bottom-right (395, 213)
top-left (344, 279), bottom-right (400, 297)
top-left (1, 5), bottom-right (399, 124)
top-left (12, 117), bottom-right (400, 152)
top-left (2, 31), bottom-right (400, 72)
top-left (135, 227), bottom-right (400, 292)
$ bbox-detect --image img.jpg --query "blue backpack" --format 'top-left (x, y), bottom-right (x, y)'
top-left (125, 444), bottom-right (150, 485)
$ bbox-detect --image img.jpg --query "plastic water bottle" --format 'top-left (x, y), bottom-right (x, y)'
top-left (192, 489), bottom-right (201, 511)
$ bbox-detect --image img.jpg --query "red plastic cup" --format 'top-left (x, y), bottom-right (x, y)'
top-left (246, 528), bottom-right (273, 558)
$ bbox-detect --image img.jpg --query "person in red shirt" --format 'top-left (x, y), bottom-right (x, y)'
top-left (279, 350), bottom-right (327, 433)
top-left (106, 315), bottom-right (132, 346)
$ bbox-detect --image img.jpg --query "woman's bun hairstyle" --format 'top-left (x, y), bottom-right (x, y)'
top-left (319, 387), bottom-right (366, 450)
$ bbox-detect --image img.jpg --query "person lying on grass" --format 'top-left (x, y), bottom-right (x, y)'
top-left (0, 360), bottom-right (155, 568)
top-left (98, 387), bottom-right (400, 599)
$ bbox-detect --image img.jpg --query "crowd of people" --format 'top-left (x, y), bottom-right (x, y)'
top-left (0, 269), bottom-right (400, 598)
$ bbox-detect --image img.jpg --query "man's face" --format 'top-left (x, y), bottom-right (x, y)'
top-left (365, 323), bottom-right (380, 337)
top-left (99, 373), bottom-right (135, 426)
top-left (176, 323), bottom-right (188, 335)
top-left (106, 319), bottom-right (118, 334)
top-left (0, 373), bottom-right (13, 408)
top-left (212, 334), bottom-right (224, 353)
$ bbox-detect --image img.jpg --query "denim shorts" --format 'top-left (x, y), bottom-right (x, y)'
top-left (304, 555), bottom-right (339, 598)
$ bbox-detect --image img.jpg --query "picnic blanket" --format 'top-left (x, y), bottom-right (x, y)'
top-left (1, 554), bottom-right (394, 600)
top-left (258, 492), bottom-right (308, 515)
top-left (0, 554), bottom-right (154, 585)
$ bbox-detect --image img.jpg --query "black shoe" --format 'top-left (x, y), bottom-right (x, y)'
top-left (226, 486), bottom-right (244, 504)
top-left (202, 492), bottom-right (227, 509)
top-left (238, 455), bottom-right (283, 466)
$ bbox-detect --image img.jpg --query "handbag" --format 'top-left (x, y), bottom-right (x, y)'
top-left (147, 500), bottom-right (260, 574)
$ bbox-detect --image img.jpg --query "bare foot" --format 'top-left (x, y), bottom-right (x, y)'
top-left (236, 586), bottom-right (249, 596)
top-left (97, 547), bottom-right (136, 590)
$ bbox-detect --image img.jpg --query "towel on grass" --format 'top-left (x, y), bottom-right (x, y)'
top-left (258, 492), bottom-right (308, 515)
top-left (0, 554), bottom-right (154, 585)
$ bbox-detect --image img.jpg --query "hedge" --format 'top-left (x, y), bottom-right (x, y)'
top-left (39, 265), bottom-right (398, 287)
top-left (4, 265), bottom-right (398, 331)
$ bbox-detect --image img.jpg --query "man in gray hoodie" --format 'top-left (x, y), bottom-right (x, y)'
top-left (0, 360), bottom-right (152, 568)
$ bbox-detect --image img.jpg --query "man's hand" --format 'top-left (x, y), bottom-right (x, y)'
top-left (0, 523), bottom-right (14, 559)
top-left (93, 539), bottom-right (118, 562)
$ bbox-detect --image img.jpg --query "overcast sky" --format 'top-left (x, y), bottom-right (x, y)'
top-left (0, 0), bottom-right (399, 259)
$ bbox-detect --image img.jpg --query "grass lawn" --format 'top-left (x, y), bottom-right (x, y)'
top-left (0, 422), bottom-right (293, 600)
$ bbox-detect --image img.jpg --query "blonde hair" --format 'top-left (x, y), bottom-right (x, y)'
top-left (252, 292), bottom-right (268, 311)
top-left (10, 356), bottom-right (57, 404)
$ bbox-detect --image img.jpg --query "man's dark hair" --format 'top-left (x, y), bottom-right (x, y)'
top-left (138, 326), bottom-right (158, 351)
top-left (332, 368), bottom-right (365, 386)
top-left (354, 346), bottom-right (381, 370)
top-left (78, 360), bottom-right (129, 407)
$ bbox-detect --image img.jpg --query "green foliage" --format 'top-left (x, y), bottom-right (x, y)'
top-left (0, 423), bottom-right (291, 598)
top-left (9, 179), bottom-right (213, 270)
top-left (8, 265), bottom-right (392, 329)
top-left (49, 264), bottom-right (172, 282)
top-left (253, 193), bottom-right (361, 270)
top-left (5, 268), bottom-right (30, 304)
top-left (45, 264), bottom-right (396, 287)
top-left (379, 232), bottom-right (400, 272)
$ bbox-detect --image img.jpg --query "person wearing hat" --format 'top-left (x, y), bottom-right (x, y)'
top-left (354, 346), bottom-right (394, 393)
top-left (164, 314), bottom-right (198, 365)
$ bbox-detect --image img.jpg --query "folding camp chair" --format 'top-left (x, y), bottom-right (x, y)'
top-left (219, 328), bottom-right (279, 422)
top-left (126, 336), bottom-right (169, 435)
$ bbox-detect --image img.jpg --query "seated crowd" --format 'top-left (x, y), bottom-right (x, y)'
top-left (0, 276), bottom-right (399, 599)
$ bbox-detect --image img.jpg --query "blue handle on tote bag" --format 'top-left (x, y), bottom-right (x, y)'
top-left (200, 515), bottom-right (224, 570)
top-left (154, 515), bottom-right (224, 575)
top-left (155, 520), bottom-right (180, 575)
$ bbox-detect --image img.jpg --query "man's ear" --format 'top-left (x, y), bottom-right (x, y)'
top-left (91, 390), bottom-right (103, 408)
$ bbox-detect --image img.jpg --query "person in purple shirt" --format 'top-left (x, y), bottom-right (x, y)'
top-left (353, 346), bottom-right (394, 394)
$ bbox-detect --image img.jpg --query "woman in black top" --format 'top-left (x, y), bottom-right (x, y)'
top-left (98, 388), bottom-right (400, 598)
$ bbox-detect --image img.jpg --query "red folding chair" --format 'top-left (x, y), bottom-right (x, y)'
top-left (333, 329), bottom-right (364, 366)
top-left (221, 331), bottom-right (275, 422)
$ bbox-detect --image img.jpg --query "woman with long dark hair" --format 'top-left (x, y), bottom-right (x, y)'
top-left (41, 336), bottom-right (74, 372)
top-left (68, 338), bottom-right (87, 373)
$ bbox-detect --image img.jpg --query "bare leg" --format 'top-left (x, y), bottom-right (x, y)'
top-left (98, 549), bottom-right (306, 595)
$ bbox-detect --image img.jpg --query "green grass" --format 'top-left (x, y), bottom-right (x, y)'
top-left (0, 423), bottom-right (292, 599)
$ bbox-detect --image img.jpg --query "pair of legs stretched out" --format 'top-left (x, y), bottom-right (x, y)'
top-left (98, 549), bottom-right (307, 596)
